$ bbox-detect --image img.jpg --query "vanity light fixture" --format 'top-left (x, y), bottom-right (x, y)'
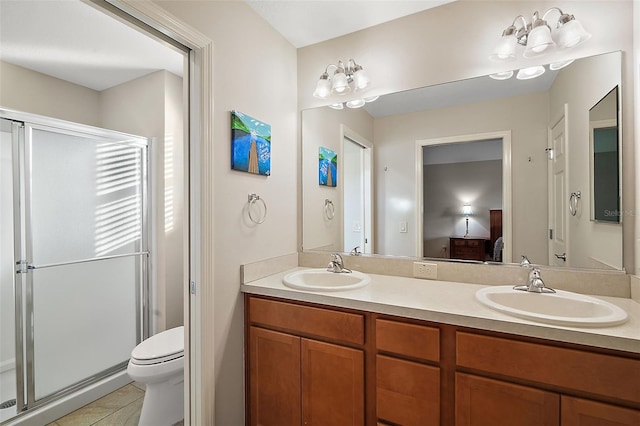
top-left (313, 59), bottom-right (370, 99)
top-left (490, 7), bottom-right (591, 61)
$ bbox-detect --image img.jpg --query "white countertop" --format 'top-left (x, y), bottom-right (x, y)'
top-left (241, 267), bottom-right (640, 354)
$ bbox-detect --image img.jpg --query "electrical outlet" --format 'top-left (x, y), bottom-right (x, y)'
top-left (413, 261), bottom-right (437, 280)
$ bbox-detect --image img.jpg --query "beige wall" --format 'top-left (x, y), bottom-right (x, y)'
top-left (0, 61), bottom-right (100, 126)
top-left (100, 70), bottom-right (186, 331)
top-left (298, 0), bottom-right (635, 271)
top-left (151, 1), bottom-right (298, 424)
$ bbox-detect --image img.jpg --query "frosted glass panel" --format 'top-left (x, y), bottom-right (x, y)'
top-left (32, 256), bottom-right (139, 400)
top-left (30, 128), bottom-right (143, 265)
top-left (0, 123), bottom-right (16, 409)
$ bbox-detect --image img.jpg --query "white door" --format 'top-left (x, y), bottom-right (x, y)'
top-left (548, 108), bottom-right (569, 266)
top-left (342, 135), bottom-right (373, 254)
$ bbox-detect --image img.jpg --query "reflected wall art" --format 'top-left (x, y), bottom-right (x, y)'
top-left (231, 110), bottom-right (271, 176)
top-left (319, 146), bottom-right (337, 187)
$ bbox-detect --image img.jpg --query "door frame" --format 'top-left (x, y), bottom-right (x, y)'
top-left (415, 131), bottom-right (512, 263)
top-left (101, 1), bottom-right (214, 424)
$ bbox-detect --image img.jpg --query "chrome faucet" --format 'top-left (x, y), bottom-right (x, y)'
top-left (514, 261), bottom-right (556, 293)
top-left (350, 246), bottom-right (362, 256)
top-left (327, 253), bottom-right (351, 273)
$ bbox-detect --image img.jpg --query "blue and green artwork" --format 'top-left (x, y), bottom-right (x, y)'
top-left (318, 146), bottom-right (337, 187)
top-left (231, 110), bottom-right (271, 176)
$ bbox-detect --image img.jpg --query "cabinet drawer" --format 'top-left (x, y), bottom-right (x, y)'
top-left (376, 319), bottom-right (439, 362)
top-left (377, 355), bottom-right (440, 426)
top-left (561, 396), bottom-right (640, 426)
top-left (456, 332), bottom-right (640, 405)
top-left (248, 297), bottom-right (365, 345)
top-left (456, 372), bottom-right (559, 426)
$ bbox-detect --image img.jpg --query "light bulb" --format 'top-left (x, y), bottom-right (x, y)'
top-left (313, 75), bottom-right (331, 99)
top-left (490, 34), bottom-right (517, 61)
top-left (524, 22), bottom-right (555, 58)
top-left (556, 18), bottom-right (591, 49)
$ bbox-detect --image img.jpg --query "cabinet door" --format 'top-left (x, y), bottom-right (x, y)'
top-left (456, 373), bottom-right (559, 426)
top-left (561, 396), bottom-right (640, 426)
top-left (301, 338), bottom-right (365, 425)
top-left (249, 327), bottom-right (301, 426)
top-left (377, 355), bottom-right (440, 426)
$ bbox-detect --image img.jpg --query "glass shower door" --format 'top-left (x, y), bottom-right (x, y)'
top-left (17, 122), bottom-right (149, 408)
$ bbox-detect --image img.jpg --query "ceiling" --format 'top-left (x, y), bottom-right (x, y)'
top-left (246, 0), bottom-right (456, 48)
top-left (0, 0), bottom-right (453, 92)
top-left (0, 0), bottom-right (555, 117)
top-left (0, 0), bottom-right (184, 91)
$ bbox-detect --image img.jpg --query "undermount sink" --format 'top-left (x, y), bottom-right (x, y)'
top-left (476, 286), bottom-right (628, 327)
top-left (283, 269), bottom-right (371, 292)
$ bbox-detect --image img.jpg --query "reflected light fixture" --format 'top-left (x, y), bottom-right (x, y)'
top-left (489, 70), bottom-right (514, 80)
top-left (328, 96), bottom-right (378, 110)
top-left (516, 65), bottom-right (545, 80)
top-left (313, 59), bottom-right (370, 99)
top-left (462, 204), bottom-right (472, 238)
top-left (490, 7), bottom-right (591, 61)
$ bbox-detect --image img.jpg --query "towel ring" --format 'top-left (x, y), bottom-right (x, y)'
top-left (324, 199), bottom-right (335, 220)
top-left (248, 193), bottom-right (267, 224)
top-left (569, 191), bottom-right (581, 216)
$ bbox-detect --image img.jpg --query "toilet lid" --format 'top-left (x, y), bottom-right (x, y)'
top-left (131, 326), bottom-right (184, 364)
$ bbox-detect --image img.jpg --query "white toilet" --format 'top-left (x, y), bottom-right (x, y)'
top-left (127, 326), bottom-right (184, 426)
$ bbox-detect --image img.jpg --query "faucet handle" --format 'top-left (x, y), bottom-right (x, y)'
top-left (520, 255), bottom-right (532, 267)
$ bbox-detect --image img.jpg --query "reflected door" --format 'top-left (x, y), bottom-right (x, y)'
top-left (548, 110), bottom-right (568, 267)
top-left (342, 137), bottom-right (372, 254)
top-left (11, 119), bottom-right (149, 411)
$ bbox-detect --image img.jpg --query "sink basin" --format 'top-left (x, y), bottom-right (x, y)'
top-left (283, 269), bottom-right (371, 292)
top-left (476, 286), bottom-right (628, 327)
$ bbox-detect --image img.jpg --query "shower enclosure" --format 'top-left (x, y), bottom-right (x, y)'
top-left (0, 109), bottom-right (149, 424)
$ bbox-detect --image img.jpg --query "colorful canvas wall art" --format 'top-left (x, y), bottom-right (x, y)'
top-left (318, 146), bottom-right (337, 187)
top-left (231, 110), bottom-right (271, 176)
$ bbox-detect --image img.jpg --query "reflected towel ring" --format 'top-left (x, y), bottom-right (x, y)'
top-left (248, 193), bottom-right (267, 224)
top-left (324, 199), bottom-right (335, 220)
top-left (569, 191), bottom-right (581, 216)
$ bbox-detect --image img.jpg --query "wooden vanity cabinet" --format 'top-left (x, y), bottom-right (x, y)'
top-left (246, 296), bottom-right (366, 426)
top-left (245, 294), bottom-right (640, 426)
top-left (455, 332), bottom-right (640, 426)
top-left (375, 318), bottom-right (441, 426)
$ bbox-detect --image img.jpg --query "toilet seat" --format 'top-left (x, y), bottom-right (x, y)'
top-left (131, 326), bottom-right (184, 365)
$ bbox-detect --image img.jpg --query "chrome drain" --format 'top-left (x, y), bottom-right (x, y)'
top-left (0, 399), bottom-right (16, 409)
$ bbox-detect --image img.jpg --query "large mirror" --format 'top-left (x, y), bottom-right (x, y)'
top-left (302, 51), bottom-right (623, 270)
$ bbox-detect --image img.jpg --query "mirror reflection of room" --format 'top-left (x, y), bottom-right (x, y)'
top-left (421, 139), bottom-right (503, 262)
top-left (301, 51), bottom-right (622, 270)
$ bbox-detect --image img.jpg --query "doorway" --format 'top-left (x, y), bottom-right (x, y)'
top-left (416, 131), bottom-right (512, 263)
top-left (341, 127), bottom-right (373, 254)
top-left (0, 0), bottom-right (204, 423)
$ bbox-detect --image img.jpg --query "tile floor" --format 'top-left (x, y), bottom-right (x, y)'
top-left (45, 383), bottom-right (184, 426)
